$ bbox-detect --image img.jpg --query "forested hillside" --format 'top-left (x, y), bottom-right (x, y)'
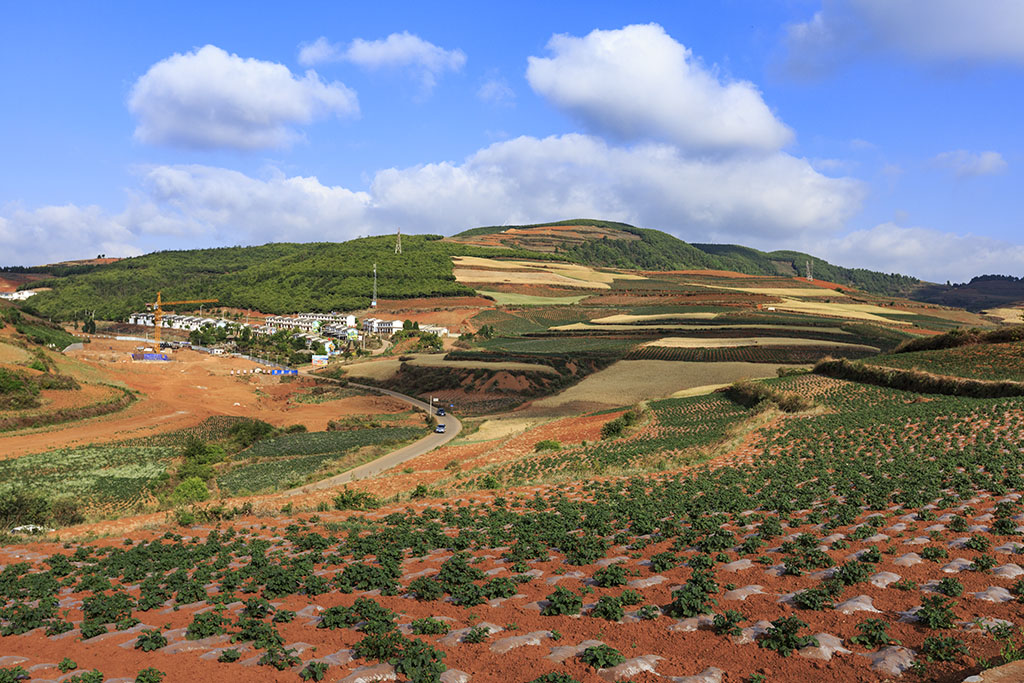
top-left (23, 236), bottom-right (533, 320)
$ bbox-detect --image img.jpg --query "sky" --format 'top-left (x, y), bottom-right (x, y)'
top-left (1, 0), bottom-right (1022, 282)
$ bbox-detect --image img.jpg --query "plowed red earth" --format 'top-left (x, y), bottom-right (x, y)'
top-left (0, 340), bottom-right (408, 459)
top-left (0, 487), bottom-right (1017, 683)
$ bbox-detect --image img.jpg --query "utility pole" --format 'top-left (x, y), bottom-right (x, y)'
top-left (371, 263), bottom-right (378, 308)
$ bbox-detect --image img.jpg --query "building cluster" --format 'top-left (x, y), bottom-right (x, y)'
top-left (0, 290), bottom-right (38, 301)
top-left (126, 310), bottom-right (451, 352)
top-left (361, 318), bottom-right (449, 337)
top-left (127, 312), bottom-right (228, 331)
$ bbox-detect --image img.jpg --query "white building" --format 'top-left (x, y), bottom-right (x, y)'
top-left (361, 318), bottom-right (403, 336)
top-left (0, 290), bottom-right (38, 301)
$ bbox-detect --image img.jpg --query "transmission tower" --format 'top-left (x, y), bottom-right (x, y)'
top-left (371, 263), bottom-right (378, 308)
top-left (394, 228), bottom-right (402, 255)
top-left (806, 260), bottom-right (813, 281)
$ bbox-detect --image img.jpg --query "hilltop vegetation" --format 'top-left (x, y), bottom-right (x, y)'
top-left (454, 219), bottom-right (920, 296)
top-left (22, 236), bottom-right (551, 321)
top-left (18, 220), bottom-right (930, 321)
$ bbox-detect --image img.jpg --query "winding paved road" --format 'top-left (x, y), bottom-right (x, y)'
top-left (283, 378), bottom-right (461, 496)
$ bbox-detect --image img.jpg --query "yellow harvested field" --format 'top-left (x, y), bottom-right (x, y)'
top-left (551, 322), bottom-right (849, 333)
top-left (342, 359), bottom-right (402, 381)
top-left (457, 417), bottom-right (547, 444)
top-left (983, 307), bottom-right (1024, 324)
top-left (452, 256), bottom-right (645, 286)
top-left (591, 312), bottom-right (719, 323)
top-left (454, 267), bottom-right (609, 289)
top-left (531, 360), bottom-right (791, 408)
top-left (644, 336), bottom-right (878, 351)
top-left (687, 282), bottom-right (843, 297)
top-left (773, 298), bottom-right (914, 324)
top-left (0, 341), bottom-right (31, 363)
top-left (477, 290), bottom-right (589, 306)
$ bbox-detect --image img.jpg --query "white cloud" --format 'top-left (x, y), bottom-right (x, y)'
top-left (138, 165), bottom-right (372, 244)
top-left (0, 204), bottom-right (141, 266)
top-left (128, 45), bottom-right (358, 150)
top-left (818, 222), bottom-right (1024, 282)
top-left (785, 0), bottom-right (1024, 75)
top-left (477, 78), bottom-right (515, 106)
top-left (298, 37), bottom-right (342, 66)
top-left (931, 150), bottom-right (1008, 178)
top-left (372, 134), bottom-right (861, 239)
top-left (526, 24), bottom-right (793, 153)
top-left (301, 32), bottom-right (465, 92)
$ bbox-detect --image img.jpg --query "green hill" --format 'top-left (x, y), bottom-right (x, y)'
top-left (22, 220), bottom-right (923, 321)
top-left (22, 236), bottom-right (544, 321)
top-left (454, 219), bottom-right (920, 295)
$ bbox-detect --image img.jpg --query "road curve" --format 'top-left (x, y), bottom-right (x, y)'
top-left (283, 378), bottom-right (461, 496)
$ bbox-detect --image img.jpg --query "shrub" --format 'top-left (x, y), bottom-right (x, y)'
top-left (541, 587), bottom-right (582, 616)
top-left (592, 563), bottom-right (627, 588)
top-left (917, 595), bottom-right (957, 629)
top-left (849, 618), bottom-right (900, 649)
top-left (758, 616), bottom-right (818, 657)
top-left (711, 610), bottom-right (745, 636)
top-left (134, 628), bottom-right (168, 652)
top-left (580, 644), bottom-right (626, 669)
top-left (333, 488), bottom-right (382, 511)
top-left (534, 440), bottom-right (561, 452)
top-left (922, 635), bottom-right (969, 662)
top-left (134, 669), bottom-right (165, 683)
top-left (299, 662), bottom-right (329, 682)
top-left (410, 617), bottom-right (449, 636)
top-left (590, 596), bottom-right (624, 622)
top-left (170, 477), bottom-right (209, 505)
top-left (463, 625), bottom-right (491, 643)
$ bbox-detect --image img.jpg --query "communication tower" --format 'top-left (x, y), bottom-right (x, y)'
top-left (806, 260), bottom-right (813, 281)
top-left (395, 228), bottom-right (402, 255)
top-left (371, 263), bottom-right (378, 308)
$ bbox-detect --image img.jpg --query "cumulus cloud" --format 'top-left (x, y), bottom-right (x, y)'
top-left (300, 32), bottom-right (465, 92)
top-left (931, 150), bottom-right (1008, 178)
top-left (129, 45), bottom-right (358, 150)
top-left (527, 24), bottom-right (793, 153)
top-left (785, 0), bottom-right (1024, 75)
top-left (477, 78), bottom-right (515, 106)
top-left (297, 36), bottom-right (341, 66)
top-left (138, 165), bottom-right (372, 243)
top-left (818, 222), bottom-right (1024, 282)
top-left (371, 134), bottom-right (861, 238)
top-left (0, 204), bottom-right (141, 267)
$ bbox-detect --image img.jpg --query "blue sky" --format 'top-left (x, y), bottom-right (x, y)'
top-left (1, 0), bottom-right (1022, 282)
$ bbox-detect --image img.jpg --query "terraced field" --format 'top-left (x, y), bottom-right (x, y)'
top-left (865, 341), bottom-right (1024, 382)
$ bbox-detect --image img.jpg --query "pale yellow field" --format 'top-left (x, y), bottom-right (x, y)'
top-left (773, 299), bottom-right (914, 324)
top-left (644, 336), bottom-right (878, 351)
top-left (686, 282), bottom-right (843, 297)
top-left (453, 267), bottom-right (610, 289)
top-left (551, 322), bottom-right (849, 333)
top-left (984, 307), bottom-right (1024, 324)
top-left (591, 312), bottom-right (719, 323)
top-left (478, 290), bottom-right (588, 306)
top-left (452, 256), bottom-right (645, 287)
top-left (342, 358), bottom-right (402, 380)
top-left (531, 360), bottom-right (792, 409)
top-left (0, 341), bottom-right (31, 363)
top-left (456, 417), bottom-right (548, 444)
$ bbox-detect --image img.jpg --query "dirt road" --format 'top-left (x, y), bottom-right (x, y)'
top-left (284, 381), bottom-right (462, 495)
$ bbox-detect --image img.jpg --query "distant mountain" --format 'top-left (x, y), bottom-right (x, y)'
top-left (19, 220), bottom-right (936, 321)
top-left (452, 219), bottom-right (921, 296)
top-left (911, 275), bottom-right (1024, 312)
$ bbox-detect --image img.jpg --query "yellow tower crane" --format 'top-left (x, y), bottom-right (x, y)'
top-left (146, 291), bottom-right (219, 346)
